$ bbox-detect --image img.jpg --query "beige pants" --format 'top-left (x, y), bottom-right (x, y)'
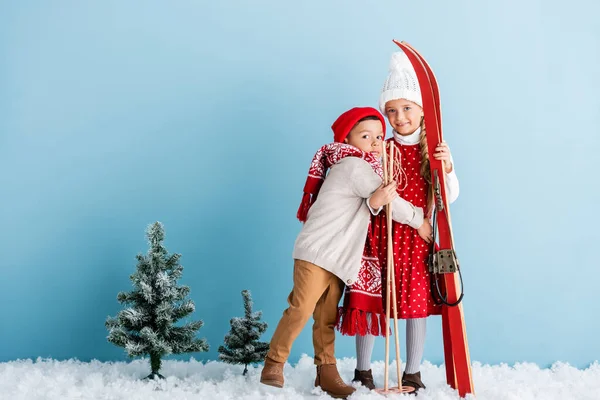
top-left (267, 259), bottom-right (344, 365)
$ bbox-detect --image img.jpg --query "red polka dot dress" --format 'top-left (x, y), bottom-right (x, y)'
top-left (377, 139), bottom-right (442, 319)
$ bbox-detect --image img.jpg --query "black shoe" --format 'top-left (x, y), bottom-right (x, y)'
top-left (402, 371), bottom-right (426, 394)
top-left (352, 369), bottom-right (375, 390)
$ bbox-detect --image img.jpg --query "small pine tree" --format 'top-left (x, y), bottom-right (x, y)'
top-left (218, 290), bottom-right (269, 375)
top-left (106, 222), bottom-right (209, 379)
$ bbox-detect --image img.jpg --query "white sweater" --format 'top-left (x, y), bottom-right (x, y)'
top-left (292, 157), bottom-right (424, 285)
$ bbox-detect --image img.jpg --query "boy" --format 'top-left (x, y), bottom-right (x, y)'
top-left (260, 107), bottom-right (427, 398)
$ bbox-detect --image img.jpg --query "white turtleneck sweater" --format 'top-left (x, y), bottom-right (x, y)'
top-left (392, 127), bottom-right (460, 205)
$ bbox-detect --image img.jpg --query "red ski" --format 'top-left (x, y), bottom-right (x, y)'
top-left (393, 40), bottom-right (475, 398)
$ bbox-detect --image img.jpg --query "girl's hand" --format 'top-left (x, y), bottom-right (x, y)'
top-left (433, 141), bottom-right (453, 174)
top-left (417, 218), bottom-right (433, 244)
top-left (369, 181), bottom-right (398, 210)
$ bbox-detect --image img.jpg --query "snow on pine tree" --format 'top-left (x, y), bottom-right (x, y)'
top-left (218, 290), bottom-right (269, 375)
top-left (105, 221), bottom-right (208, 380)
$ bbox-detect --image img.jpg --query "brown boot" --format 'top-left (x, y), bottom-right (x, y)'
top-left (260, 356), bottom-right (284, 388)
top-left (352, 368), bottom-right (375, 390)
top-left (402, 371), bottom-right (426, 392)
top-left (315, 364), bottom-right (356, 399)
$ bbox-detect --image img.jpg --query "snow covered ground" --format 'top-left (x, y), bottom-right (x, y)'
top-left (1, 354), bottom-right (598, 400)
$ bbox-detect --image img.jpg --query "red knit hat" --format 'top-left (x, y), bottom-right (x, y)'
top-left (331, 107), bottom-right (387, 143)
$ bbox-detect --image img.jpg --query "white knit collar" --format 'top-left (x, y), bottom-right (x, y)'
top-left (393, 126), bottom-right (421, 145)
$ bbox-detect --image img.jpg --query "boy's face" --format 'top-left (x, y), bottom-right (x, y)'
top-left (344, 119), bottom-right (384, 157)
top-left (384, 99), bottom-right (423, 136)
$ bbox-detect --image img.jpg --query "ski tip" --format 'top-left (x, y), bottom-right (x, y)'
top-left (392, 39), bottom-right (410, 50)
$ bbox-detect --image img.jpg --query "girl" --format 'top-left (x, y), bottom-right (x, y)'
top-left (337, 51), bottom-right (460, 392)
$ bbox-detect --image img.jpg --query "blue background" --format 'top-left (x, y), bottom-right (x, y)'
top-left (1, 0), bottom-right (598, 368)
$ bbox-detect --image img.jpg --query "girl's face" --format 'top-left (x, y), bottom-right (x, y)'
top-left (344, 119), bottom-right (384, 157)
top-left (384, 99), bottom-right (423, 136)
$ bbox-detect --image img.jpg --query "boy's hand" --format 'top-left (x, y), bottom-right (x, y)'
top-left (369, 181), bottom-right (398, 210)
top-left (417, 218), bottom-right (433, 244)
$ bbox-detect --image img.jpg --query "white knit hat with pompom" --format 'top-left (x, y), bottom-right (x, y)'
top-left (379, 51), bottom-right (422, 113)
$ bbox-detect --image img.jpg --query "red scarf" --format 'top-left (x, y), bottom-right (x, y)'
top-left (297, 142), bottom-right (383, 222)
top-left (337, 218), bottom-right (388, 336)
